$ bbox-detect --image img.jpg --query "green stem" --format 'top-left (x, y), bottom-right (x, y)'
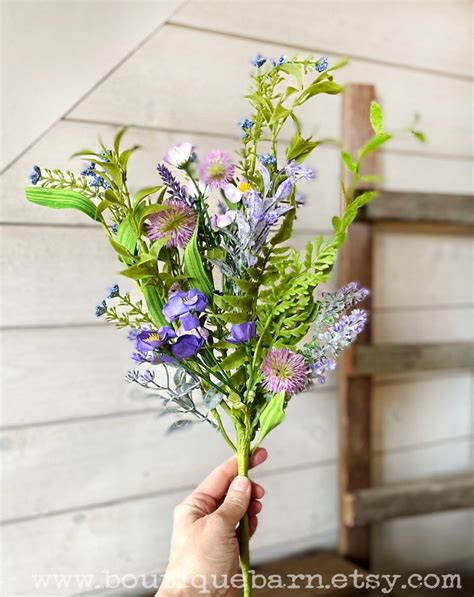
top-left (211, 408), bottom-right (236, 452)
top-left (236, 425), bottom-right (252, 597)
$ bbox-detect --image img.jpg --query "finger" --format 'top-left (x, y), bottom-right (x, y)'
top-left (249, 448), bottom-right (268, 469)
top-left (251, 482), bottom-right (265, 499)
top-left (248, 500), bottom-right (262, 517)
top-left (249, 515), bottom-right (259, 537)
top-left (215, 475), bottom-right (251, 527)
top-left (192, 449), bottom-right (268, 507)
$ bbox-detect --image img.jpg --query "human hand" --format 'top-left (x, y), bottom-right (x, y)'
top-left (158, 448), bottom-right (268, 596)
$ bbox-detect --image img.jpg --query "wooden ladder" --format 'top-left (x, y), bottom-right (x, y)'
top-left (338, 83), bottom-right (474, 570)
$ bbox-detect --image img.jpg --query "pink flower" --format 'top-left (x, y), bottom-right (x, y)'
top-left (146, 200), bottom-right (196, 248)
top-left (211, 210), bottom-right (236, 230)
top-left (262, 348), bottom-right (308, 395)
top-left (199, 150), bottom-right (235, 189)
top-left (223, 184), bottom-right (242, 203)
top-left (163, 142), bottom-right (194, 167)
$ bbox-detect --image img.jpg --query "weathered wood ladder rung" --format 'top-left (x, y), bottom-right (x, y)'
top-left (338, 84), bottom-right (474, 571)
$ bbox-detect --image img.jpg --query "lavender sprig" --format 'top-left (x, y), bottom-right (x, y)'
top-left (157, 163), bottom-right (189, 205)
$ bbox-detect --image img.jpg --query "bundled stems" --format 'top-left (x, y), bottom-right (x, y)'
top-left (236, 424), bottom-right (252, 597)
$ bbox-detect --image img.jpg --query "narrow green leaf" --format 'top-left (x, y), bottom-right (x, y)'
top-left (370, 101), bottom-right (384, 134)
top-left (108, 236), bottom-right (136, 260)
top-left (358, 132), bottom-right (392, 161)
top-left (113, 126), bottom-right (128, 154)
top-left (341, 150), bottom-right (357, 175)
top-left (183, 223), bottom-right (214, 299)
top-left (119, 145), bottom-right (140, 171)
top-left (279, 62), bottom-right (303, 88)
top-left (271, 206), bottom-right (295, 246)
top-left (134, 185), bottom-right (164, 206)
top-left (254, 391), bottom-right (286, 449)
top-left (142, 284), bottom-right (167, 327)
top-left (25, 187), bottom-right (99, 221)
top-left (294, 80), bottom-right (342, 106)
top-left (116, 216), bottom-right (138, 258)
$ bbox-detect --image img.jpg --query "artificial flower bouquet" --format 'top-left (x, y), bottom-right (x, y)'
top-left (26, 53), bottom-right (421, 595)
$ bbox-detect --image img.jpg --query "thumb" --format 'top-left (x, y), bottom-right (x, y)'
top-left (216, 475), bottom-right (251, 527)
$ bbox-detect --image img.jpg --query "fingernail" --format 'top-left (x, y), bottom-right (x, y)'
top-left (232, 475), bottom-right (250, 492)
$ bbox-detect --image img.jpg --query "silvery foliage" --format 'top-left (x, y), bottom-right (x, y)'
top-left (126, 364), bottom-right (217, 433)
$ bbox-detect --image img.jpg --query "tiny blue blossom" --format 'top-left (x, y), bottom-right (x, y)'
top-left (95, 300), bottom-right (107, 317)
top-left (107, 284), bottom-right (120, 299)
top-left (272, 55), bottom-right (288, 66)
top-left (257, 153), bottom-right (277, 167)
top-left (111, 223), bottom-right (118, 235)
top-left (81, 163), bottom-right (96, 176)
top-left (315, 56), bottom-right (329, 73)
top-left (29, 166), bottom-right (41, 185)
top-left (238, 119), bottom-right (254, 131)
top-left (251, 54), bottom-right (267, 68)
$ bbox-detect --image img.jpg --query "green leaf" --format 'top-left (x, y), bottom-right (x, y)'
top-left (183, 223), bottom-right (214, 299)
top-left (254, 391), bottom-right (286, 449)
top-left (271, 206), bottom-right (295, 246)
top-left (116, 216), bottom-right (138, 263)
top-left (119, 145), bottom-right (140, 171)
top-left (25, 187), bottom-right (100, 221)
top-left (370, 101), bottom-right (384, 134)
top-left (108, 236), bottom-right (136, 260)
top-left (113, 126), bottom-right (128, 154)
top-left (341, 150), bottom-right (358, 175)
top-left (286, 131), bottom-right (320, 162)
top-left (294, 80), bottom-right (342, 106)
top-left (358, 132), bottom-right (392, 161)
top-left (142, 284), bottom-right (167, 327)
top-left (279, 62), bottom-right (304, 88)
top-left (120, 258), bottom-right (156, 280)
top-left (411, 130), bottom-right (426, 143)
top-left (134, 185), bottom-right (164, 206)
top-left (214, 294), bottom-right (254, 311)
top-left (137, 203), bottom-right (169, 229)
top-left (221, 348), bottom-right (247, 372)
top-left (327, 56), bottom-right (349, 72)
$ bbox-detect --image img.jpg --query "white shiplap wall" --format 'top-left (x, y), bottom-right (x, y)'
top-left (1, 1), bottom-right (473, 595)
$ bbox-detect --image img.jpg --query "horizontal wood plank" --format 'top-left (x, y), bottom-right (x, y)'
top-left (3, 370), bottom-right (471, 522)
top-left (255, 551), bottom-right (367, 596)
top-left (1, 463), bottom-right (338, 596)
top-left (344, 473), bottom-right (474, 527)
top-left (354, 342), bottom-right (474, 375)
top-left (67, 25), bottom-right (474, 158)
top-left (0, 385), bottom-right (337, 521)
top-left (1, 1), bottom-right (184, 170)
top-left (171, 1), bottom-right (472, 78)
top-left (361, 190), bottom-right (474, 226)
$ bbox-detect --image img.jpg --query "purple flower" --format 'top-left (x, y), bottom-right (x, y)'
top-left (251, 54), bottom-right (267, 68)
top-left (29, 165), bottom-right (41, 185)
top-left (211, 210), bottom-right (236, 230)
top-left (316, 282), bottom-right (370, 327)
top-left (163, 289), bottom-right (208, 322)
top-left (135, 328), bottom-right (176, 352)
top-left (157, 163), bottom-right (189, 204)
top-left (179, 312), bottom-right (200, 331)
top-left (285, 160), bottom-right (315, 182)
top-left (171, 334), bottom-right (205, 359)
top-left (199, 150), bottom-right (235, 189)
top-left (138, 370), bottom-right (155, 384)
top-left (226, 322), bottom-right (256, 344)
top-left (146, 199), bottom-right (196, 249)
top-left (262, 348), bottom-right (308, 395)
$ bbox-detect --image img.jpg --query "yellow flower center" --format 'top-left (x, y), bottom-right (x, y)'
top-left (148, 332), bottom-right (161, 342)
top-left (238, 181), bottom-right (252, 193)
